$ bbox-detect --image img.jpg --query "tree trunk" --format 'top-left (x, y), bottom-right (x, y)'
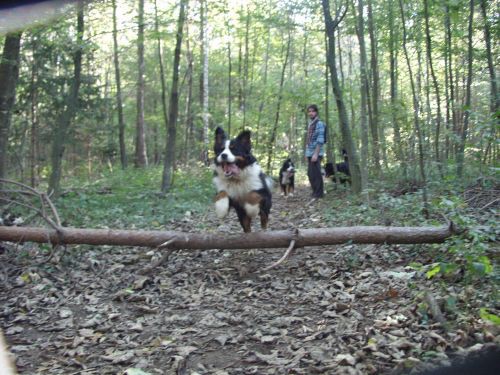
top-left (135, 0), bottom-right (148, 168)
top-left (423, 0), bottom-right (443, 175)
top-left (242, 6), bottom-right (250, 128)
top-left (161, 0), bottom-right (187, 192)
top-left (367, 0), bottom-right (382, 174)
top-left (255, 25), bottom-right (271, 148)
top-left (0, 32), bottom-right (22, 180)
top-left (266, 29), bottom-right (291, 174)
top-left (183, 5), bottom-right (194, 163)
top-left (479, 0), bottom-right (498, 165)
top-left (0, 225), bottom-right (458, 249)
top-left (444, 4), bottom-right (456, 161)
top-left (154, 0), bottom-right (169, 165)
top-left (225, 0), bottom-right (233, 137)
top-left (388, 0), bottom-right (406, 178)
top-left (353, 0), bottom-right (369, 187)
top-left (112, 0), bottom-right (127, 169)
top-left (29, 36), bottom-right (39, 187)
top-left (398, 0), bottom-right (429, 217)
top-left (199, 0), bottom-right (209, 165)
top-left (324, 33), bottom-right (333, 164)
top-left (456, 0), bottom-right (474, 177)
top-left (47, 2), bottom-right (84, 195)
top-left (321, 0), bottom-right (362, 194)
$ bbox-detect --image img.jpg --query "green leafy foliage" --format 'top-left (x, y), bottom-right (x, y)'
top-left (57, 167), bottom-right (213, 229)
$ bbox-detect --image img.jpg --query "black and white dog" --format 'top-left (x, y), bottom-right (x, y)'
top-left (325, 149), bottom-right (350, 184)
top-left (279, 158), bottom-right (295, 197)
top-left (212, 127), bottom-right (273, 233)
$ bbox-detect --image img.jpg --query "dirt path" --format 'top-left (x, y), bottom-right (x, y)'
top-left (1, 185), bottom-right (497, 374)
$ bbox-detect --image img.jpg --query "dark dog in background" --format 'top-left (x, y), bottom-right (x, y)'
top-left (279, 158), bottom-right (295, 197)
top-left (212, 127), bottom-right (273, 233)
top-left (325, 149), bottom-right (350, 184)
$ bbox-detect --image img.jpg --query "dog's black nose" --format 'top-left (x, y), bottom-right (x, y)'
top-left (220, 153), bottom-right (228, 160)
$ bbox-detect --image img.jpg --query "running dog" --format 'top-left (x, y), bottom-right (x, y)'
top-left (212, 127), bottom-right (272, 232)
top-left (279, 158), bottom-right (295, 197)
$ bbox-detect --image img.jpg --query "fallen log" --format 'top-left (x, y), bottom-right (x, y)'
top-left (0, 224), bottom-right (457, 250)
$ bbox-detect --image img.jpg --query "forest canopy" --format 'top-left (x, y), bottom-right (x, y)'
top-left (0, 0), bottom-right (497, 194)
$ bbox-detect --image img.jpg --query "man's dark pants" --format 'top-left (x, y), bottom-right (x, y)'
top-left (307, 157), bottom-right (324, 198)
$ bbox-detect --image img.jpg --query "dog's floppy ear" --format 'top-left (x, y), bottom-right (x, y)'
top-left (214, 127), bottom-right (226, 151)
top-left (236, 130), bottom-right (252, 151)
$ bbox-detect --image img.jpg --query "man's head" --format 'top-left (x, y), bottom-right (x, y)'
top-left (307, 104), bottom-right (318, 119)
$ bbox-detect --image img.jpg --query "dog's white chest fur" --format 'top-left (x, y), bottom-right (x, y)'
top-left (213, 163), bottom-right (265, 200)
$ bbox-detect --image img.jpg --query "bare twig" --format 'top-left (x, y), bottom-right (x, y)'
top-left (480, 197), bottom-right (499, 211)
top-left (424, 290), bottom-right (449, 331)
top-left (260, 239), bottom-right (296, 272)
top-left (139, 237), bottom-right (178, 275)
top-left (0, 178), bottom-right (63, 231)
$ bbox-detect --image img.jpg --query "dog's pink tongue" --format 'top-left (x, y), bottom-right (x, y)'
top-left (224, 163), bottom-right (240, 175)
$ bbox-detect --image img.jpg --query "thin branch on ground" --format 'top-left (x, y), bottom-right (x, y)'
top-left (139, 237), bottom-right (178, 275)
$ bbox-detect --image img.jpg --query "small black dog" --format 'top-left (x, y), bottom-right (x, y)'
top-left (324, 149), bottom-right (350, 184)
top-left (279, 158), bottom-right (295, 197)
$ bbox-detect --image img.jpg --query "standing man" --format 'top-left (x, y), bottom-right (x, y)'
top-left (305, 104), bottom-right (325, 201)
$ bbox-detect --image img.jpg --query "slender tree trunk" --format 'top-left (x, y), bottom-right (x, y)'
top-left (112, 0), bottom-right (127, 169)
top-left (325, 33), bottom-right (333, 163)
top-left (423, 0), bottom-right (443, 176)
top-left (388, 0), bottom-right (406, 178)
top-left (479, 0), bottom-right (498, 165)
top-left (183, 5), bottom-right (194, 163)
top-left (29, 37), bottom-right (40, 187)
top-left (398, 0), bottom-right (429, 217)
top-left (444, 4), bottom-right (457, 160)
top-left (0, 32), bottom-right (22, 180)
top-left (322, 0), bottom-right (362, 193)
top-left (47, 1), bottom-right (84, 195)
top-left (456, 0), bottom-right (474, 177)
top-left (354, 0), bottom-right (369, 186)
top-left (266, 29), bottom-right (291, 174)
top-left (242, 6), bottom-right (250, 128)
top-left (161, 0), bottom-right (187, 192)
top-left (255, 26), bottom-right (270, 148)
top-left (367, 0), bottom-right (382, 175)
top-left (479, 0), bottom-right (498, 113)
top-left (199, 0), bottom-right (209, 165)
top-left (154, 0), bottom-right (169, 165)
top-left (225, 0), bottom-right (233, 137)
top-left (135, 0), bottom-right (148, 167)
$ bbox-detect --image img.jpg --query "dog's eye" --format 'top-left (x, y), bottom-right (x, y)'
top-left (229, 145), bottom-right (234, 149)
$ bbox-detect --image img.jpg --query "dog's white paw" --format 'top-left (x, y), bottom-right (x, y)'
top-left (215, 197), bottom-right (230, 218)
top-left (289, 193), bottom-right (294, 197)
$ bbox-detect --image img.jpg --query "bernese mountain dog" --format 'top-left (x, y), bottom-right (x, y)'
top-left (279, 158), bottom-right (295, 197)
top-left (212, 127), bottom-right (272, 233)
top-left (325, 149), bottom-right (350, 184)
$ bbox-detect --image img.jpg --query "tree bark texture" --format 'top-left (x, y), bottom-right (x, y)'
top-left (266, 28), bottom-right (291, 174)
top-left (0, 225), bottom-right (457, 250)
top-left (112, 0), bottom-right (127, 169)
top-left (354, 0), bottom-right (369, 187)
top-left (321, 0), bottom-right (362, 194)
top-left (0, 32), bottom-right (22, 180)
top-left (456, 0), bottom-right (474, 177)
top-left (135, 0), bottom-right (148, 168)
top-left (47, 2), bottom-right (83, 195)
top-left (398, 0), bottom-right (429, 217)
top-left (161, 0), bottom-right (187, 192)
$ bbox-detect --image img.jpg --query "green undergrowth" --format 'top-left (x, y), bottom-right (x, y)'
top-left (56, 166), bottom-right (214, 229)
top-left (322, 176), bottom-right (498, 314)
